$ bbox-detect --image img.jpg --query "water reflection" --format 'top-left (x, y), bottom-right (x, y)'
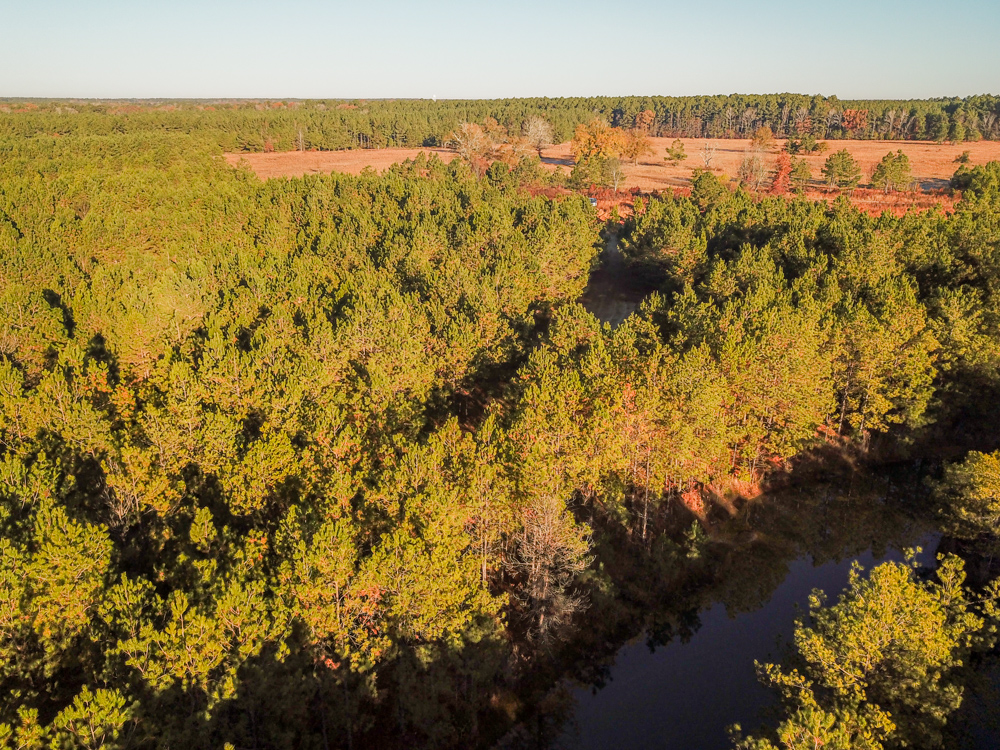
top-left (497, 462), bottom-right (937, 750)
top-left (489, 449), bottom-right (1000, 750)
top-left (560, 543), bottom-right (938, 750)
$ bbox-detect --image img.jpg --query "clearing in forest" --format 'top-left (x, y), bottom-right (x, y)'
top-left (224, 146), bottom-right (458, 179)
top-left (225, 138), bottom-right (1000, 214)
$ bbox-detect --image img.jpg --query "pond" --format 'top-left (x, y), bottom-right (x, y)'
top-left (558, 541), bottom-right (938, 749)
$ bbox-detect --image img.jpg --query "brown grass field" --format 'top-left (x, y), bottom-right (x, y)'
top-left (224, 146), bottom-right (458, 179)
top-left (225, 138), bottom-right (1000, 215)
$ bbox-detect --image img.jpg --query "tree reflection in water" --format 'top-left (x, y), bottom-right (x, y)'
top-left (494, 459), bottom-right (937, 749)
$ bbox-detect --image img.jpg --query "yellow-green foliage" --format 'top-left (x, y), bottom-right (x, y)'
top-left (737, 555), bottom-right (1000, 749)
top-left (2, 111), bottom-right (1000, 748)
top-left (935, 450), bottom-right (1000, 539)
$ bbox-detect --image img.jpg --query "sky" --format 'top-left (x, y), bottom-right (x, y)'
top-left (2, 0), bottom-right (999, 100)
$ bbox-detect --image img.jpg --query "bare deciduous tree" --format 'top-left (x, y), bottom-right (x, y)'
top-left (701, 141), bottom-right (718, 168)
top-left (446, 122), bottom-right (492, 176)
top-left (606, 158), bottom-right (626, 192)
top-left (738, 151), bottom-right (767, 191)
top-left (450, 119), bottom-right (538, 175)
top-left (779, 104), bottom-right (791, 136)
top-left (881, 109), bottom-right (902, 139)
top-left (102, 458), bottom-right (145, 530)
top-left (506, 494), bottom-right (592, 645)
top-left (738, 107), bottom-right (758, 136)
top-left (522, 116), bottom-right (554, 157)
top-left (723, 107), bottom-right (736, 135)
top-left (825, 108), bottom-right (841, 134)
top-left (982, 112), bottom-right (998, 139)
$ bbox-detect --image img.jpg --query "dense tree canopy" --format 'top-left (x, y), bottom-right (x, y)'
top-left (2, 106), bottom-right (1000, 748)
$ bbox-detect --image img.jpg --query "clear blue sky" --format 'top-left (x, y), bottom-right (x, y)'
top-left (2, 0), bottom-right (998, 99)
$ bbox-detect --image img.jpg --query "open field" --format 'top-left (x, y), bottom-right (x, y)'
top-left (538, 137), bottom-right (1000, 192)
top-left (227, 138), bottom-right (1000, 186)
top-left (224, 146), bottom-right (458, 179)
top-left (226, 138), bottom-right (1000, 215)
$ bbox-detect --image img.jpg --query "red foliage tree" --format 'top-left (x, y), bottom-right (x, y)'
top-left (842, 109), bottom-right (869, 134)
top-left (634, 109), bottom-right (656, 133)
top-left (770, 151), bottom-right (792, 195)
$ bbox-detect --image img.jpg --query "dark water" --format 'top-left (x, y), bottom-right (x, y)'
top-left (559, 542), bottom-right (938, 750)
top-left (580, 233), bottom-right (645, 329)
top-left (953, 659), bottom-right (1000, 749)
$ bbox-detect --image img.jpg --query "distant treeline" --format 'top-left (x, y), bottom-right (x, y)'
top-left (2, 93), bottom-right (999, 152)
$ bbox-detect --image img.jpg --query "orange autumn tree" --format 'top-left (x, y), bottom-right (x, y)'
top-left (571, 119), bottom-right (625, 161)
top-left (621, 129), bottom-right (655, 165)
top-left (842, 109), bottom-right (869, 135)
top-left (770, 151), bottom-right (792, 195)
top-left (447, 118), bottom-right (531, 176)
top-left (634, 108), bottom-right (656, 132)
top-left (571, 119), bottom-right (652, 181)
top-left (750, 126), bottom-right (775, 152)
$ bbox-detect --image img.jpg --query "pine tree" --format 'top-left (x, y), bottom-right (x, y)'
top-left (871, 150), bottom-right (912, 193)
top-left (822, 149), bottom-right (862, 189)
top-left (790, 157), bottom-right (812, 191)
